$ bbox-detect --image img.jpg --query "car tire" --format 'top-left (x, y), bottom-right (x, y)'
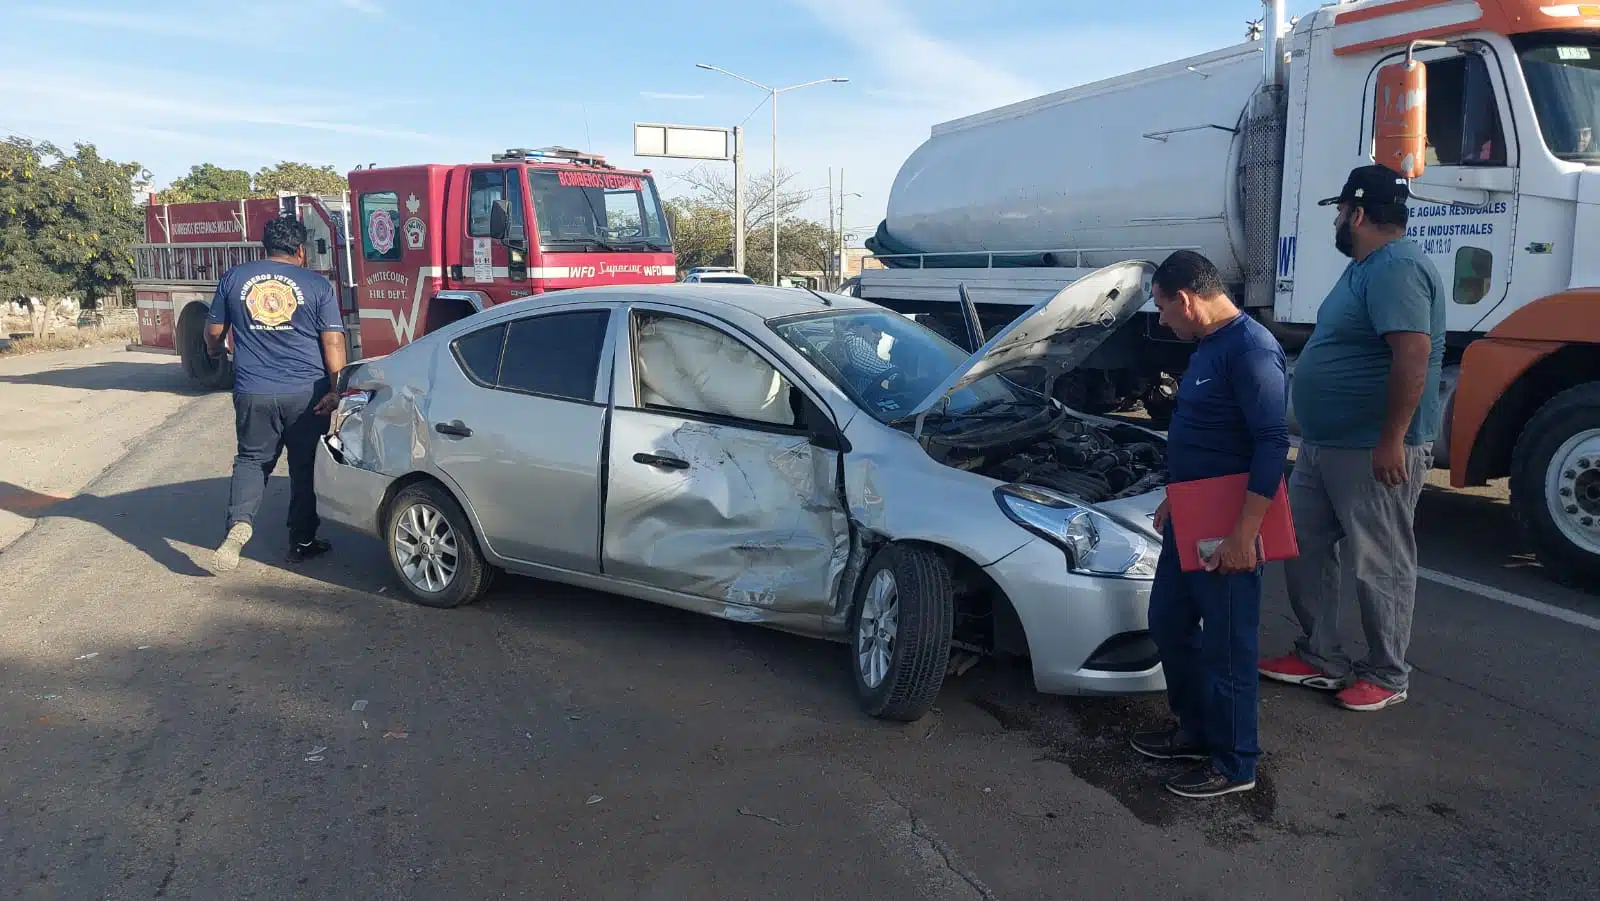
top-left (1509, 382), bottom-right (1600, 590)
top-left (384, 481), bottom-right (495, 608)
top-left (849, 543), bottom-right (953, 722)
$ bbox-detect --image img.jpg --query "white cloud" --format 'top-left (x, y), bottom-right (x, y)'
top-left (341, 0), bottom-right (384, 13)
top-left (640, 92), bottom-right (706, 102)
top-left (791, 0), bottom-right (1042, 111)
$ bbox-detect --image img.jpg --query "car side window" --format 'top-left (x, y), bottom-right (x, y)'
top-left (631, 311), bottom-right (798, 428)
top-left (451, 323), bottom-right (507, 386)
top-left (497, 309), bottom-right (611, 402)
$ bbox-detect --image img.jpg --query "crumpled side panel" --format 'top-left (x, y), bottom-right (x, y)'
top-left (604, 415), bottom-right (849, 617)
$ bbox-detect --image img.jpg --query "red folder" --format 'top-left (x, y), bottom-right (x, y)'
top-left (1165, 473), bottom-right (1298, 572)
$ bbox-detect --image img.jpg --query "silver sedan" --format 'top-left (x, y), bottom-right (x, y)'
top-left (315, 262), bottom-right (1169, 721)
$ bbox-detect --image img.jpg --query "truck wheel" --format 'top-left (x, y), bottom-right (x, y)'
top-left (1509, 382), bottom-right (1600, 590)
top-left (179, 307), bottom-right (233, 391)
top-left (849, 543), bottom-right (953, 722)
top-left (384, 481), bottom-right (495, 608)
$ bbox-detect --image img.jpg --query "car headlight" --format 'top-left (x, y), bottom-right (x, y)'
top-left (995, 484), bottom-right (1158, 580)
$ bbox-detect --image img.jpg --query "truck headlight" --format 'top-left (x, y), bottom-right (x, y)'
top-left (995, 484), bottom-right (1158, 580)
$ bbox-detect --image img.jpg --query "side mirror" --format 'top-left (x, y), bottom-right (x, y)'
top-left (1375, 58), bottom-right (1427, 177)
top-left (488, 199), bottom-right (511, 241)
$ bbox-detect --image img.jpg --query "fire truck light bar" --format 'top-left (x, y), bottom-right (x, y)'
top-left (491, 147), bottom-right (615, 168)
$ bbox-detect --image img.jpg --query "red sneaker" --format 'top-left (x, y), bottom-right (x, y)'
top-left (1335, 680), bottom-right (1408, 711)
top-left (1257, 653), bottom-right (1349, 690)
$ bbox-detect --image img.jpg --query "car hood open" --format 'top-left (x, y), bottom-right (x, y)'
top-left (905, 260), bottom-right (1156, 423)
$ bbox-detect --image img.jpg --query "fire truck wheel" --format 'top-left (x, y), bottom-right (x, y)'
top-left (179, 311), bottom-right (233, 391)
top-left (1510, 381), bottom-right (1600, 591)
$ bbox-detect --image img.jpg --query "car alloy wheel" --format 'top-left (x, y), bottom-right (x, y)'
top-left (856, 569), bottom-right (899, 689)
top-left (393, 502), bottom-right (459, 593)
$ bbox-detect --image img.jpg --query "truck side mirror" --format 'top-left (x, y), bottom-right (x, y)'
top-left (489, 199), bottom-right (511, 241)
top-left (1375, 58), bottom-right (1427, 178)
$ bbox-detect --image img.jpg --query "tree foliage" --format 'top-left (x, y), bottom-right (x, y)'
top-left (153, 163), bottom-right (252, 203)
top-left (252, 161), bottom-right (348, 197)
top-left (0, 137), bottom-right (148, 303)
top-left (154, 160), bottom-right (348, 203)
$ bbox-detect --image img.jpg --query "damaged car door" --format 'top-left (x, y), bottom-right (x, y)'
top-left (425, 304), bottom-right (617, 573)
top-left (602, 305), bottom-right (851, 615)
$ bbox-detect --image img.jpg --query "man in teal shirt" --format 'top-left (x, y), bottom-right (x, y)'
top-left (1258, 165), bottom-right (1446, 713)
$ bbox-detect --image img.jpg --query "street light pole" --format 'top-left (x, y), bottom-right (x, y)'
top-left (696, 64), bottom-right (849, 286)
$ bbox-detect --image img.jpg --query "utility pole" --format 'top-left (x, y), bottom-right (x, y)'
top-left (837, 168), bottom-right (847, 288)
top-left (827, 168), bottom-right (836, 289)
top-left (733, 125), bottom-right (745, 272)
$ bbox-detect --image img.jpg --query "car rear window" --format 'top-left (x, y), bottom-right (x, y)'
top-left (497, 310), bottom-right (611, 401)
top-left (451, 324), bottom-right (506, 385)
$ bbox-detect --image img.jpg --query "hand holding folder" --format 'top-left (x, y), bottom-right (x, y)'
top-left (1164, 473), bottom-right (1298, 573)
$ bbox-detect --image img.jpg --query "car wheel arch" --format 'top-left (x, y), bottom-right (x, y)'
top-left (377, 471), bottom-right (491, 555)
top-left (874, 538), bottom-right (1030, 660)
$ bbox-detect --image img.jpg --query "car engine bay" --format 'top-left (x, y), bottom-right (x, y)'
top-left (919, 404), bottom-right (1166, 504)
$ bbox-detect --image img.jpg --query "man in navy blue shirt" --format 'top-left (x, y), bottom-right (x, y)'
top-left (204, 216), bottom-right (346, 572)
top-left (1131, 250), bottom-right (1289, 799)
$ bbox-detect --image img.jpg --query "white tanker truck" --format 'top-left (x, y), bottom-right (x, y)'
top-left (858, 0), bottom-right (1600, 588)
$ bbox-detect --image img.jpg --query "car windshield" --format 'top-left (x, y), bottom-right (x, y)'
top-left (528, 170), bottom-right (672, 249)
top-left (1516, 33), bottom-right (1600, 163)
top-left (770, 308), bottom-right (1023, 422)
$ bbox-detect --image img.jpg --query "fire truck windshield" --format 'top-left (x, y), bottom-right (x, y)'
top-left (529, 169), bottom-right (673, 251)
top-left (1517, 33), bottom-right (1600, 163)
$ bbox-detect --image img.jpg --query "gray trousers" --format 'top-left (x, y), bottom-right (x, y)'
top-left (1281, 442), bottom-right (1433, 692)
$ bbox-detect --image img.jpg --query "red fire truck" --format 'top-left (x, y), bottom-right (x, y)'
top-left (130, 147), bottom-right (676, 388)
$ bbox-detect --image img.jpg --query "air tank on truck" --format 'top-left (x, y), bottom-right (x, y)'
top-left (859, 0), bottom-right (1600, 588)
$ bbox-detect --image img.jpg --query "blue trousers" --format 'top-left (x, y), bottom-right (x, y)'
top-left (227, 387), bottom-right (328, 545)
top-left (1148, 522), bottom-right (1262, 783)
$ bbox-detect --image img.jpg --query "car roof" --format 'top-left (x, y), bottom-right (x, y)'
top-left (488, 283), bottom-right (880, 327)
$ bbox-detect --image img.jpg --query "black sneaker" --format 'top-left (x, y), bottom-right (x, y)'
top-left (287, 538), bottom-right (331, 563)
top-left (1130, 727), bottom-right (1208, 761)
top-left (1165, 764), bottom-right (1256, 798)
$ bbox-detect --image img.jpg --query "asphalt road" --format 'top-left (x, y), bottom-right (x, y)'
top-left (1, 348), bottom-right (1596, 900)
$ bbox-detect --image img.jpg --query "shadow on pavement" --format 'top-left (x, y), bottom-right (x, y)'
top-left (0, 477), bottom-right (378, 591)
top-left (0, 359), bottom-right (204, 394)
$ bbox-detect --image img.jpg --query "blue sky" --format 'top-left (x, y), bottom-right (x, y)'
top-left (2, 0), bottom-right (1324, 243)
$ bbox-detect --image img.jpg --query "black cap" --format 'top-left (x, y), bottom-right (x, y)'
top-left (1317, 164), bottom-right (1410, 207)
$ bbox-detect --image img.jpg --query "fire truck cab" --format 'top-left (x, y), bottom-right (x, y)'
top-left (132, 147), bottom-right (676, 386)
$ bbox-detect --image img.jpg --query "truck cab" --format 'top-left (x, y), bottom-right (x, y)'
top-left (348, 148), bottom-right (674, 358)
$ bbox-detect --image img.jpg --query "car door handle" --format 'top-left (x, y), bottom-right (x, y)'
top-left (435, 420), bottom-right (472, 437)
top-left (633, 452), bottom-right (689, 471)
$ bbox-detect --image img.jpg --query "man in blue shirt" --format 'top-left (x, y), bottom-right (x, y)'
top-left (1132, 250), bottom-right (1289, 799)
top-left (204, 216), bottom-right (347, 572)
top-left (1259, 165), bottom-right (1446, 713)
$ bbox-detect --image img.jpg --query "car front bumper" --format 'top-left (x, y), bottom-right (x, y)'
top-left (313, 436), bottom-right (393, 539)
top-left (984, 536), bottom-right (1166, 696)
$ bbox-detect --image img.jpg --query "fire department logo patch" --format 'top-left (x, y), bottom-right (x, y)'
top-left (404, 216), bottom-right (426, 250)
top-left (241, 274), bottom-right (304, 329)
top-left (368, 209), bottom-right (396, 255)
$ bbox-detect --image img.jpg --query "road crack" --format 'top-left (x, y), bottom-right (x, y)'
top-left (872, 784), bottom-right (999, 901)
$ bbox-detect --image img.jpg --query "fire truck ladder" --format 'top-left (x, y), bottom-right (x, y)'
top-left (133, 242), bottom-right (267, 284)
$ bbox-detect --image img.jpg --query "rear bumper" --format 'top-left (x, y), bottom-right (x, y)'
top-left (313, 437), bottom-right (393, 538)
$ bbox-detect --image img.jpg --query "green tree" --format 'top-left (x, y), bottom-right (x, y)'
top-left (663, 198), bottom-right (735, 272)
top-left (252, 161), bottom-right (348, 196)
top-left (0, 137), bottom-right (148, 304)
top-left (154, 163), bottom-right (252, 203)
